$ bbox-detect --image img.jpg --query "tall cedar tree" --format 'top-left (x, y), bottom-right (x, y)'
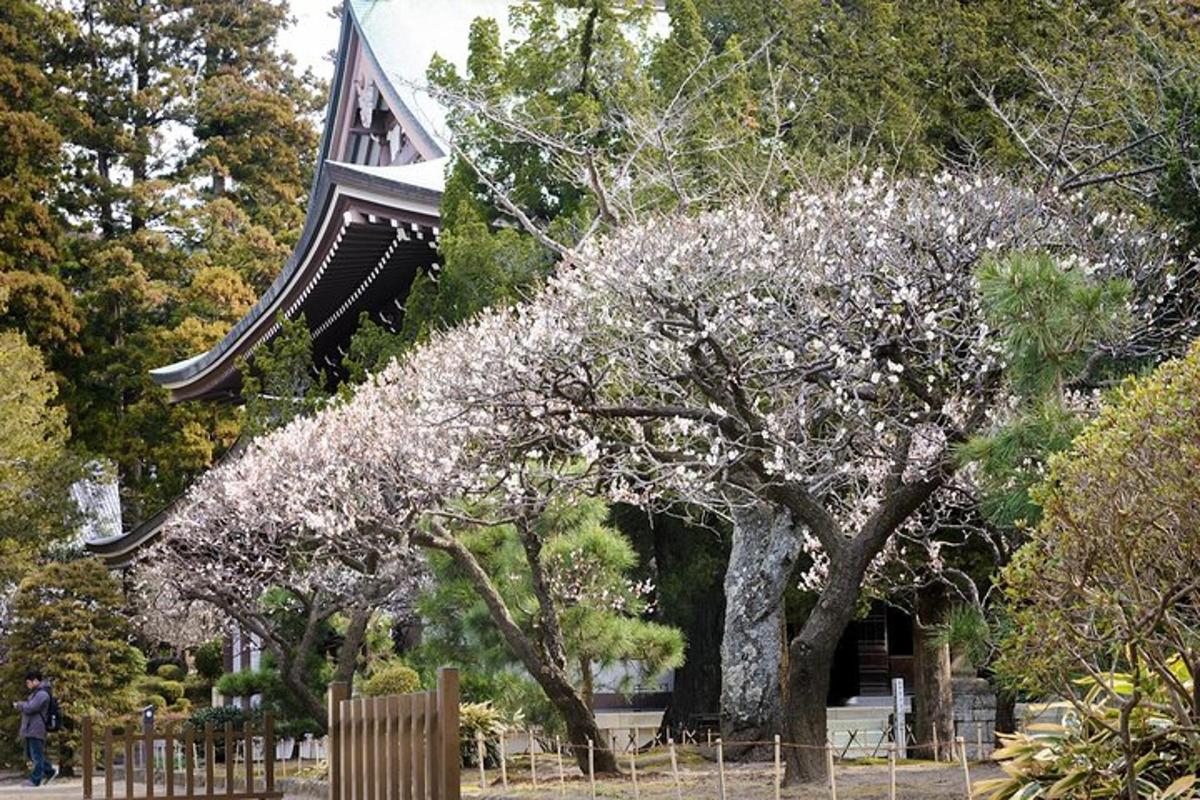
top-left (23, 0), bottom-right (323, 523)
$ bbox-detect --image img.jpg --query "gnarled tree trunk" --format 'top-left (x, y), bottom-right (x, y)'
top-left (913, 587), bottom-right (954, 760)
top-left (721, 504), bottom-right (800, 758)
top-left (783, 555), bottom-right (863, 783)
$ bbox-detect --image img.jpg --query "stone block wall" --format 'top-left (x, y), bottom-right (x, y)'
top-left (952, 676), bottom-right (996, 759)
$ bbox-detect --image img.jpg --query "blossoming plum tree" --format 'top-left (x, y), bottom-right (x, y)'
top-left (161, 173), bottom-right (1188, 781)
top-left (444, 174), bottom-right (1186, 779)
top-left (141, 409), bottom-right (424, 729)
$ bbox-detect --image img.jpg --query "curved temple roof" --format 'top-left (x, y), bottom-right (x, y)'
top-left (150, 0), bottom-right (515, 401)
top-left (152, 0), bottom-right (667, 402)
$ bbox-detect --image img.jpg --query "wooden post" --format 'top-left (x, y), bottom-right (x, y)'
top-left (244, 721), bottom-right (255, 795)
top-left (125, 726), bottom-right (135, 799)
top-left (499, 732), bottom-right (508, 790)
top-left (204, 722), bottom-right (214, 797)
top-left (185, 725), bottom-right (195, 797)
top-left (933, 725), bottom-right (940, 762)
top-left (888, 742), bottom-right (897, 800)
top-left (426, 689), bottom-right (440, 800)
top-left (146, 717), bottom-right (156, 799)
top-left (476, 732), bottom-right (486, 789)
top-left (165, 722), bottom-right (175, 797)
top-left (706, 729), bottom-right (713, 746)
top-left (399, 695), bottom-right (414, 800)
top-left (773, 734), bottom-right (782, 800)
top-left (412, 697), bottom-right (426, 800)
top-left (958, 737), bottom-right (973, 800)
top-left (363, 700), bottom-right (376, 800)
top-left (104, 724), bottom-right (114, 800)
top-left (356, 698), bottom-right (370, 800)
top-left (976, 722), bottom-right (983, 761)
top-left (668, 738), bottom-right (682, 800)
top-left (264, 713), bottom-right (276, 794)
top-left (82, 717), bottom-right (94, 799)
top-left (826, 742), bottom-right (837, 800)
top-left (375, 698), bottom-right (388, 800)
top-left (588, 738), bottom-right (596, 800)
top-left (224, 722), bottom-right (235, 795)
top-left (629, 746), bottom-right (639, 800)
top-left (716, 738), bottom-right (727, 800)
top-left (556, 736), bottom-right (565, 798)
top-left (387, 697), bottom-right (401, 800)
top-left (327, 682), bottom-right (348, 800)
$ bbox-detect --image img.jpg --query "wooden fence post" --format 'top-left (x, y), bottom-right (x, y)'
top-left (264, 712), bottom-right (275, 795)
top-left (327, 682), bottom-right (349, 800)
top-left (124, 726), bottom-right (134, 799)
top-left (82, 716), bottom-right (94, 799)
top-left (630, 747), bottom-right (639, 800)
top-left (145, 714), bottom-right (156, 799)
top-left (184, 724), bottom-right (195, 798)
top-left (826, 742), bottom-right (838, 800)
top-left (716, 738), bottom-right (727, 800)
top-left (103, 724), bottom-right (114, 800)
top-left (668, 738), bottom-right (682, 800)
top-left (958, 737), bottom-right (973, 800)
top-left (588, 738), bottom-right (596, 800)
top-left (773, 734), bottom-right (781, 800)
top-left (933, 726), bottom-right (940, 762)
top-left (164, 722), bottom-right (174, 797)
top-left (888, 742), bottom-right (897, 800)
top-left (203, 721), bottom-right (214, 797)
top-left (224, 722), bottom-right (235, 795)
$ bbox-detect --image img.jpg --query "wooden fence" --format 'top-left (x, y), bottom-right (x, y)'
top-left (327, 667), bottom-right (460, 800)
top-left (81, 714), bottom-right (282, 800)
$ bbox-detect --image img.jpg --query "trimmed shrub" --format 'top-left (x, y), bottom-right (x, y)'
top-left (193, 639), bottom-right (225, 683)
top-left (361, 663), bottom-right (421, 697)
top-left (156, 663), bottom-right (185, 682)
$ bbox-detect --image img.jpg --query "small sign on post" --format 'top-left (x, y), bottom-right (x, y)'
top-left (892, 677), bottom-right (907, 758)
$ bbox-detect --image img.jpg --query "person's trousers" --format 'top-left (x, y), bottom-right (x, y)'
top-left (25, 736), bottom-right (50, 784)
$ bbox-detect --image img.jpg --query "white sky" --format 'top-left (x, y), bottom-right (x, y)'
top-left (278, 0), bottom-right (345, 84)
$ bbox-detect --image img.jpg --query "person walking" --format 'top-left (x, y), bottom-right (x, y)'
top-left (13, 669), bottom-right (57, 787)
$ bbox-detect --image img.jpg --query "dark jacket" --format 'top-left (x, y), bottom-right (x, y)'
top-left (15, 682), bottom-right (51, 740)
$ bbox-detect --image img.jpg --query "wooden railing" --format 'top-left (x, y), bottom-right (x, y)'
top-left (327, 667), bottom-right (460, 800)
top-left (81, 714), bottom-right (282, 800)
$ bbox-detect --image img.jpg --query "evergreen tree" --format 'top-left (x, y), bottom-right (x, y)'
top-left (34, 0), bottom-right (324, 522)
top-left (240, 315), bottom-right (329, 437)
top-left (1, 559), bottom-right (144, 767)
top-left (0, 331), bottom-right (82, 544)
top-left (0, 0), bottom-right (82, 358)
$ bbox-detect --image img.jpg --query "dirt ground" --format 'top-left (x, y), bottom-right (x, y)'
top-left (460, 753), bottom-right (1004, 800)
top-left (0, 755), bottom-right (1003, 800)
